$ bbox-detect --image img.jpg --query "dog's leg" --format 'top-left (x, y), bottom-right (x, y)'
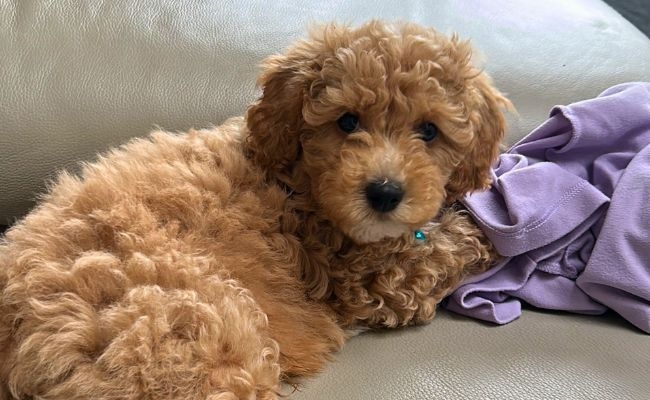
top-left (329, 209), bottom-right (496, 328)
top-left (263, 299), bottom-right (346, 380)
top-left (226, 268), bottom-right (347, 381)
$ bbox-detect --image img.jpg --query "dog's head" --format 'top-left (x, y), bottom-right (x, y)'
top-left (246, 21), bottom-right (510, 244)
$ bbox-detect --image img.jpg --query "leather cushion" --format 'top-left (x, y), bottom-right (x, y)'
top-left (291, 309), bottom-right (650, 400)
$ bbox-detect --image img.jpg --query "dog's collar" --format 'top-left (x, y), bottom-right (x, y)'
top-left (413, 207), bottom-right (450, 242)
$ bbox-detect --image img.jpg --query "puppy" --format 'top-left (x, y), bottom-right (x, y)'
top-left (0, 21), bottom-right (509, 399)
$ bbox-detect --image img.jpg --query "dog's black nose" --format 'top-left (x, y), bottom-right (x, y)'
top-left (365, 180), bottom-right (404, 213)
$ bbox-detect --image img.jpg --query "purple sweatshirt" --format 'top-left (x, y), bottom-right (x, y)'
top-left (445, 82), bottom-right (650, 333)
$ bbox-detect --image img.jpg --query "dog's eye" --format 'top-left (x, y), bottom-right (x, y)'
top-left (337, 113), bottom-right (360, 134)
top-left (417, 122), bottom-right (439, 142)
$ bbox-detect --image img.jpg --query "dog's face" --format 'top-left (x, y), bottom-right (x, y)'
top-left (246, 22), bottom-right (509, 244)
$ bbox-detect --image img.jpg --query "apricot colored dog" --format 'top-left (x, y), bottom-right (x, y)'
top-left (0, 21), bottom-right (509, 399)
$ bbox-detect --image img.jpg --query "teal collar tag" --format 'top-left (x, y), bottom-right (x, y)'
top-left (414, 230), bottom-right (426, 241)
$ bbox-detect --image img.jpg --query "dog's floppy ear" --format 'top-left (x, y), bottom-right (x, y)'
top-left (445, 75), bottom-right (511, 202)
top-left (245, 53), bottom-right (315, 181)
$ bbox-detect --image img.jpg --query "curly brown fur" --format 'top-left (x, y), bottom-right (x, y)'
top-left (0, 21), bottom-right (508, 399)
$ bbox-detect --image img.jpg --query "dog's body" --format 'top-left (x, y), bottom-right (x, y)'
top-left (0, 22), bottom-right (508, 399)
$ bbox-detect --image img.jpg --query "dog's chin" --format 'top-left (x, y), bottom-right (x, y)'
top-left (345, 219), bottom-right (410, 244)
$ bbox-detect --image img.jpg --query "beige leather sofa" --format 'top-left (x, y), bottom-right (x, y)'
top-left (1, 1), bottom-right (649, 399)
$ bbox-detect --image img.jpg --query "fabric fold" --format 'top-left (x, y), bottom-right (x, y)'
top-left (446, 82), bottom-right (650, 333)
